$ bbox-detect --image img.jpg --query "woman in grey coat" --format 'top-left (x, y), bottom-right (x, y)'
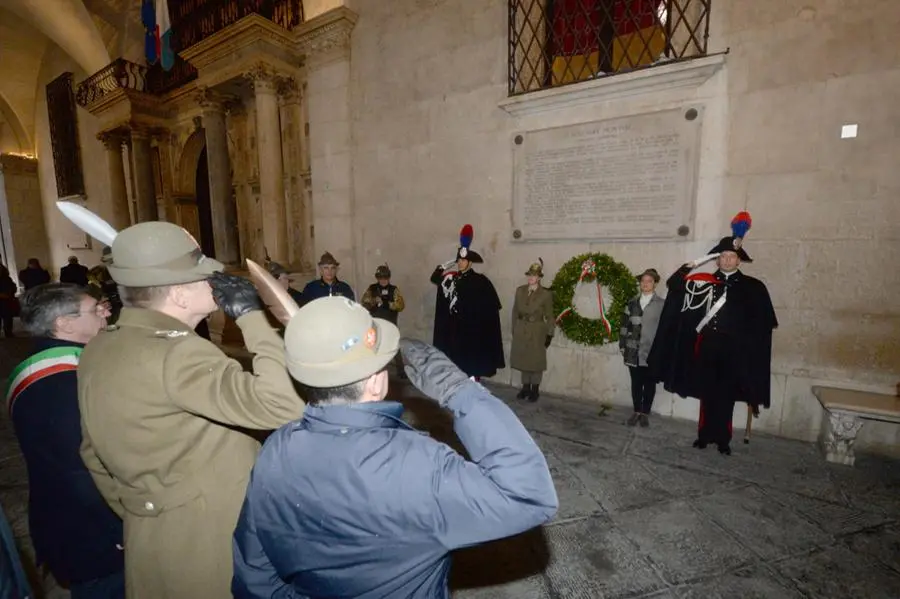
top-left (619, 268), bottom-right (665, 427)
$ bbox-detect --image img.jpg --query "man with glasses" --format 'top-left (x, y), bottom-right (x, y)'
top-left (6, 283), bottom-right (124, 598)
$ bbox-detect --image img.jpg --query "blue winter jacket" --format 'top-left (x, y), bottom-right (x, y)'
top-left (232, 384), bottom-right (558, 598)
top-left (6, 338), bottom-right (124, 584)
top-left (299, 278), bottom-right (354, 305)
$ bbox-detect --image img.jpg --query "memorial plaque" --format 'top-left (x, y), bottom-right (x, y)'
top-left (511, 107), bottom-right (703, 242)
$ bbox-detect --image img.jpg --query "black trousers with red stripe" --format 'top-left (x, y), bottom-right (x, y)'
top-left (694, 331), bottom-right (738, 446)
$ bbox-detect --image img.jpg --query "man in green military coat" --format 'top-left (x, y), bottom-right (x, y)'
top-left (63, 212), bottom-right (306, 598)
top-left (510, 259), bottom-right (555, 402)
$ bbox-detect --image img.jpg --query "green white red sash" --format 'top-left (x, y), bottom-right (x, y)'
top-left (6, 346), bottom-right (82, 417)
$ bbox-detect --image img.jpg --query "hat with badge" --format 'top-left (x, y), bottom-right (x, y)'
top-left (525, 258), bottom-right (544, 277)
top-left (266, 261), bottom-right (288, 278)
top-left (708, 211), bottom-right (753, 262)
top-left (55, 201), bottom-right (223, 287)
top-left (454, 224), bottom-right (484, 263)
top-left (374, 263), bottom-right (391, 279)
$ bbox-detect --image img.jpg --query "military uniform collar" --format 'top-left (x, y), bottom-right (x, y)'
top-left (715, 269), bottom-right (742, 282)
top-left (299, 401), bottom-right (415, 434)
top-left (319, 278), bottom-right (342, 286)
top-left (115, 308), bottom-right (196, 335)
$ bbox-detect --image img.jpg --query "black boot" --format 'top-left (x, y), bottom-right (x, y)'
top-left (528, 384), bottom-right (540, 402)
top-left (718, 443), bottom-right (732, 456)
top-left (516, 385), bottom-right (530, 400)
top-left (692, 439), bottom-right (708, 449)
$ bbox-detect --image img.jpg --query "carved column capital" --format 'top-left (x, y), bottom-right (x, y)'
top-left (296, 8), bottom-right (357, 69)
top-left (243, 63), bottom-right (282, 94)
top-left (196, 86), bottom-right (226, 112)
top-left (278, 77), bottom-right (302, 105)
top-left (97, 131), bottom-right (124, 150)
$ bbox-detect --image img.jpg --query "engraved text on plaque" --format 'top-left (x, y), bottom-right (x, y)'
top-left (511, 107), bottom-right (703, 241)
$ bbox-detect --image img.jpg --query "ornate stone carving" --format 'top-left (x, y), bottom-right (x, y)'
top-left (243, 63), bottom-right (282, 94)
top-left (278, 77), bottom-right (302, 105)
top-left (296, 9), bottom-right (357, 69)
top-left (819, 410), bottom-right (865, 466)
top-left (97, 131), bottom-right (124, 150)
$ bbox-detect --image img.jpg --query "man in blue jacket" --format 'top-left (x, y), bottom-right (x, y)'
top-left (7, 283), bottom-right (124, 598)
top-left (299, 252), bottom-right (354, 305)
top-left (232, 297), bottom-right (558, 598)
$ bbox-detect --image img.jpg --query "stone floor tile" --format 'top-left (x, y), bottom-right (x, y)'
top-left (564, 455), bottom-right (673, 514)
top-left (541, 448), bottom-right (605, 521)
top-left (541, 516), bottom-right (668, 599)
top-left (610, 499), bottom-right (754, 585)
top-left (692, 486), bottom-right (831, 560)
top-left (775, 546), bottom-right (900, 599)
top-left (841, 525), bottom-right (900, 575)
top-left (673, 565), bottom-right (806, 598)
top-left (764, 487), bottom-right (895, 536)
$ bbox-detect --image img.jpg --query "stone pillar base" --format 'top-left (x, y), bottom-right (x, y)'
top-left (818, 410), bottom-right (864, 466)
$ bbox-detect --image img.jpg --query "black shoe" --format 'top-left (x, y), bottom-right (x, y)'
top-left (528, 384), bottom-right (540, 402)
top-left (692, 439), bottom-right (708, 449)
top-left (626, 413), bottom-right (640, 427)
top-left (516, 386), bottom-right (529, 400)
top-left (639, 414), bottom-right (649, 428)
top-left (718, 443), bottom-right (732, 456)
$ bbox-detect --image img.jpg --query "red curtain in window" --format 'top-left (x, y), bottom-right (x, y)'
top-left (549, 0), bottom-right (665, 85)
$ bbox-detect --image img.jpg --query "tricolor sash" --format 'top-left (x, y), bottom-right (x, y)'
top-left (6, 346), bottom-right (82, 417)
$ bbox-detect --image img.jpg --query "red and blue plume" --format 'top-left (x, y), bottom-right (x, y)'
top-left (731, 211), bottom-right (752, 239)
top-left (459, 224), bottom-right (474, 249)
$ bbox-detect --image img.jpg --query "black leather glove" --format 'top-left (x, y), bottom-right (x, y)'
top-left (545, 336), bottom-right (552, 348)
top-left (209, 272), bottom-right (262, 320)
top-left (399, 339), bottom-right (476, 406)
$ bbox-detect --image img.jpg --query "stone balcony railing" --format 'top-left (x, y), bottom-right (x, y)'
top-left (74, 57), bottom-right (199, 109)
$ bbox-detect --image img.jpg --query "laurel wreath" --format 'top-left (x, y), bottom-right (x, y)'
top-left (550, 253), bottom-right (635, 346)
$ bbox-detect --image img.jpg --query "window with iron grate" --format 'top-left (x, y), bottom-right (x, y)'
top-left (508, 0), bottom-right (711, 95)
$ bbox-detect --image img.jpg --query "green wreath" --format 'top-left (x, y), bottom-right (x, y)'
top-left (551, 253), bottom-right (635, 346)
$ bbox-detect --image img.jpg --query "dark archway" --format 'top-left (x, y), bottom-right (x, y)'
top-left (194, 147), bottom-right (216, 258)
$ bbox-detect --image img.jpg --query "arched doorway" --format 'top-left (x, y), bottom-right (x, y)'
top-left (194, 146), bottom-right (216, 258)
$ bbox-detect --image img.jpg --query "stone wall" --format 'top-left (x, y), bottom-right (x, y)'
top-left (334, 0), bottom-right (900, 453)
top-left (0, 155), bottom-right (49, 279)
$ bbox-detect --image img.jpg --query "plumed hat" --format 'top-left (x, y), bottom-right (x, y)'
top-left (525, 258), bottom-right (544, 277)
top-left (708, 211), bottom-right (753, 262)
top-left (374, 263), bottom-right (391, 279)
top-left (454, 224), bottom-right (483, 263)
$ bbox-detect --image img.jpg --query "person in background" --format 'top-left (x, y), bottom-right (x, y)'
top-left (232, 297), bottom-right (558, 598)
top-left (510, 258), bottom-right (554, 402)
top-left (19, 258), bottom-right (50, 291)
top-left (265, 262), bottom-right (303, 304)
top-left (60, 256), bottom-right (89, 287)
top-left (87, 248), bottom-right (122, 325)
top-left (619, 268), bottom-right (664, 427)
top-left (300, 252), bottom-right (354, 304)
top-left (8, 283), bottom-right (123, 598)
top-left (361, 263), bottom-right (406, 378)
top-left (0, 258), bottom-right (17, 337)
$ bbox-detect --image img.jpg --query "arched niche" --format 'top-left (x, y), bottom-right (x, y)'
top-left (0, 93), bottom-right (32, 154)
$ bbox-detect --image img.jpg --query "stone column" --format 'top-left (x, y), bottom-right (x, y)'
top-left (98, 132), bottom-right (132, 230)
top-left (130, 129), bottom-right (158, 223)
top-left (197, 88), bottom-right (240, 265)
top-left (297, 7), bottom-right (359, 288)
top-left (246, 64), bottom-right (288, 263)
top-left (278, 78), bottom-right (310, 269)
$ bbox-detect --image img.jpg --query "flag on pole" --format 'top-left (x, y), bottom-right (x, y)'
top-left (156, 0), bottom-right (174, 71)
top-left (141, 0), bottom-right (158, 65)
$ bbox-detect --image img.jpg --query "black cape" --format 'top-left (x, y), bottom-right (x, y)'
top-left (431, 267), bottom-right (505, 378)
top-left (647, 266), bottom-right (778, 408)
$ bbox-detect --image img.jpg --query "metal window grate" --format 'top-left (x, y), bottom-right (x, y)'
top-left (508, 0), bottom-right (711, 95)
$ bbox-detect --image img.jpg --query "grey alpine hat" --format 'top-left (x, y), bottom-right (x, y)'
top-left (107, 222), bottom-right (224, 287)
top-left (284, 296), bottom-right (400, 388)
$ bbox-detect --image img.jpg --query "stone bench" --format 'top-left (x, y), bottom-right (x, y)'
top-left (812, 386), bottom-right (900, 466)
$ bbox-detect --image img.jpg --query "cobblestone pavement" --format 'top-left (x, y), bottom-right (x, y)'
top-left (1, 336), bottom-right (898, 598)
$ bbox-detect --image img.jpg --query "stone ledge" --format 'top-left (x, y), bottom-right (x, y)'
top-left (498, 54), bottom-right (727, 118)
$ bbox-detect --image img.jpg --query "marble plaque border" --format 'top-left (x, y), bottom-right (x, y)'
top-left (510, 106), bottom-right (704, 243)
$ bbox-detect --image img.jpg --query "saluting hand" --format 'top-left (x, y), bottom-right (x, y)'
top-left (209, 272), bottom-right (262, 320)
top-left (399, 339), bottom-right (476, 407)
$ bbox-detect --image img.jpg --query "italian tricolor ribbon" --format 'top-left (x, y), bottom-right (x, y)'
top-left (555, 259), bottom-right (612, 335)
top-left (6, 346), bottom-right (82, 417)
